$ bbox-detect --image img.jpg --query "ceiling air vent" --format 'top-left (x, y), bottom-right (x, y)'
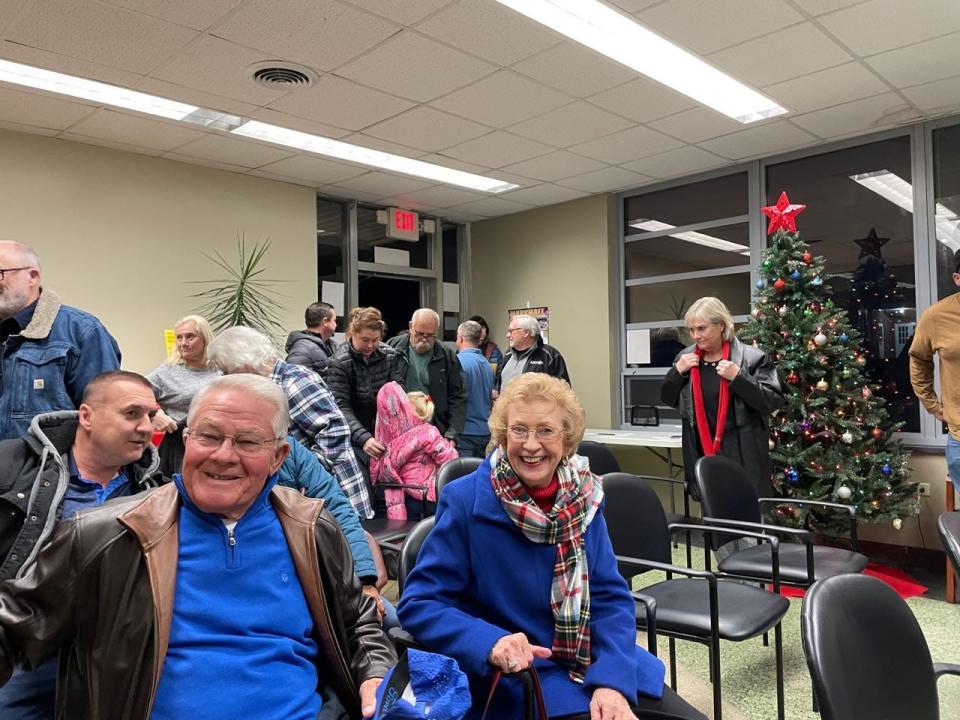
top-left (250, 63), bottom-right (315, 90)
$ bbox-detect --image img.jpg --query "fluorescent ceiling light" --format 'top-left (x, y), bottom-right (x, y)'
top-left (0, 58), bottom-right (196, 120)
top-left (232, 120), bottom-right (519, 193)
top-left (850, 170), bottom-right (960, 251)
top-left (630, 219), bottom-right (750, 254)
top-left (494, 0), bottom-right (786, 123)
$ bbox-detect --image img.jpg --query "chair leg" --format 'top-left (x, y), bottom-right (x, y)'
top-left (774, 623), bottom-right (784, 720)
top-left (812, 685), bottom-right (819, 713)
top-left (711, 641), bottom-right (723, 720)
top-left (668, 637), bottom-right (677, 690)
top-left (762, 630), bottom-right (769, 647)
top-left (948, 480), bottom-right (956, 604)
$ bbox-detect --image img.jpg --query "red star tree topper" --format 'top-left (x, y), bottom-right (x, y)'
top-left (762, 190), bottom-right (806, 234)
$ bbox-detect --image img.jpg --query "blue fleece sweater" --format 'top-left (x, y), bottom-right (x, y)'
top-left (149, 475), bottom-right (322, 720)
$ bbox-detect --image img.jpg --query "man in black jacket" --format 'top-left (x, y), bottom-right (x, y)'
top-left (285, 301), bottom-right (338, 376)
top-left (0, 369), bottom-right (163, 718)
top-left (389, 308), bottom-right (466, 446)
top-left (494, 314), bottom-right (571, 396)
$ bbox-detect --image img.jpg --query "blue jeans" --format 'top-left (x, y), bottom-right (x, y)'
top-left (0, 658), bottom-right (57, 719)
top-left (458, 434), bottom-right (490, 459)
top-left (947, 435), bottom-right (960, 493)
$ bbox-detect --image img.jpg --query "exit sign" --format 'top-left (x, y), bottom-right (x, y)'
top-left (387, 207), bottom-right (419, 241)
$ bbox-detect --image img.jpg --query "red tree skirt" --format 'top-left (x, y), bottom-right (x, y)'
top-left (777, 562), bottom-right (927, 599)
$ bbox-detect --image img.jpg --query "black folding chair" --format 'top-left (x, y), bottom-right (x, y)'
top-left (576, 441), bottom-right (621, 475)
top-left (938, 511), bottom-right (960, 578)
top-left (802, 573), bottom-right (960, 720)
top-left (435, 457), bottom-right (482, 499)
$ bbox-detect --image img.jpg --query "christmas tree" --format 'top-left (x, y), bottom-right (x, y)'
top-left (740, 192), bottom-right (917, 534)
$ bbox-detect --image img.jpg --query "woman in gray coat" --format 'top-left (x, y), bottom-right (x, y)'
top-left (661, 297), bottom-right (784, 499)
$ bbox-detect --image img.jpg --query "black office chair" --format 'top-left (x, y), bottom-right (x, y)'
top-left (363, 479), bottom-right (431, 578)
top-left (435, 457), bottom-right (483, 499)
top-left (694, 455), bottom-right (867, 588)
top-left (938, 511), bottom-right (960, 578)
top-left (576, 441), bottom-right (621, 475)
top-left (397, 516), bottom-right (436, 596)
top-left (801, 573), bottom-right (960, 720)
top-left (605, 472), bottom-right (789, 720)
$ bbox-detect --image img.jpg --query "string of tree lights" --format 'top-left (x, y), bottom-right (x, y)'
top-left (740, 192), bottom-right (917, 534)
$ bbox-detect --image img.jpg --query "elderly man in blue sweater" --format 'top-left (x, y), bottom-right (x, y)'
top-left (0, 374), bottom-right (395, 720)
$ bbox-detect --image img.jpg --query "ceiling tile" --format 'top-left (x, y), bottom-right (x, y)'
top-left (788, 0), bottom-right (864, 15)
top-left (509, 101), bottom-right (632, 147)
top-left (341, 132), bottom-right (429, 158)
top-left (253, 154), bottom-right (367, 185)
top-left (587, 76), bottom-right (695, 124)
top-left (247, 108), bottom-right (352, 139)
top-left (0, 38), bottom-right (144, 87)
top-left (818, 0), bottom-right (960, 56)
top-left (418, 153), bottom-right (492, 173)
top-left (789, 92), bottom-right (915, 139)
top-left (267, 75), bottom-right (414, 131)
top-left (64, 108), bottom-right (205, 150)
top-left (333, 171), bottom-right (434, 197)
top-left (501, 151), bottom-right (607, 182)
top-left (648, 107), bottom-right (743, 143)
top-left (511, 42), bottom-right (637, 98)
top-left (611, 0), bottom-right (661, 10)
top-left (429, 71), bottom-right (572, 128)
top-left (442, 209), bottom-right (487, 222)
top-left (101, 0), bottom-right (243, 30)
top-left (344, 0), bottom-right (453, 25)
top-left (500, 183), bottom-right (590, 206)
top-left (902, 75), bottom-right (960, 114)
top-left (134, 76), bottom-right (260, 117)
top-left (621, 145), bottom-right (729, 179)
top-left (173, 133), bottom-right (295, 168)
top-left (558, 166), bottom-right (652, 193)
top-left (384, 185), bottom-right (487, 208)
top-left (708, 22), bottom-right (851, 87)
top-left (442, 130), bottom-right (555, 167)
top-left (865, 32), bottom-right (960, 89)
top-left (246, 168), bottom-right (314, 188)
top-left (570, 125), bottom-right (684, 164)
top-left (415, 0), bottom-right (561, 66)
top-left (151, 35), bottom-right (287, 106)
top-left (0, 84), bottom-right (95, 130)
top-left (337, 30), bottom-right (496, 103)
top-left (698, 120), bottom-right (817, 159)
top-left (317, 183), bottom-right (386, 203)
top-left (445, 196), bottom-right (535, 218)
top-left (364, 106), bottom-right (490, 153)
top-left (636, 0), bottom-right (802, 55)
top-left (6, 0), bottom-right (197, 74)
top-left (213, 0), bottom-right (398, 72)
top-left (58, 132), bottom-right (166, 157)
top-left (162, 151), bottom-right (250, 174)
top-left (0, 0), bottom-right (28, 33)
top-left (0, 119), bottom-right (59, 137)
top-left (763, 62), bottom-right (891, 114)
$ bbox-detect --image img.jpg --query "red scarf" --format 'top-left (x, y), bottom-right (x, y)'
top-left (690, 341), bottom-right (731, 455)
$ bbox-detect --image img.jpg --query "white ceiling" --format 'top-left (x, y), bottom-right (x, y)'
top-left (1, 0), bottom-right (959, 221)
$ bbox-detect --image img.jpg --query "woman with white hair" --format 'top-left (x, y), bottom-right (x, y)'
top-left (147, 315), bottom-right (220, 475)
top-left (661, 297), bottom-right (784, 499)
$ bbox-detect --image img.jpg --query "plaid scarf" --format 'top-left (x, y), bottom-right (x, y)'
top-left (489, 447), bottom-right (604, 682)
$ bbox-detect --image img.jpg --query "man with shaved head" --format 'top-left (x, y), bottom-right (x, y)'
top-left (389, 307), bottom-right (466, 445)
top-left (0, 369), bottom-right (163, 717)
top-left (0, 240), bottom-right (121, 440)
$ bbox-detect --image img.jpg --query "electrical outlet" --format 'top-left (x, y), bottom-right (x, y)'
top-left (918, 483), bottom-right (931, 497)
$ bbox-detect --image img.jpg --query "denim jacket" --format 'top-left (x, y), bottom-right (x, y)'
top-left (0, 289), bottom-right (120, 440)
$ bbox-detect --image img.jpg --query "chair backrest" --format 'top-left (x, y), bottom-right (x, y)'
top-left (398, 516), bottom-right (436, 596)
top-left (576, 441), bottom-right (621, 476)
top-left (694, 455), bottom-right (762, 546)
top-left (435, 457), bottom-right (482, 499)
top-left (601, 472), bottom-right (672, 572)
top-left (938, 511), bottom-right (960, 578)
top-left (801, 573), bottom-right (939, 720)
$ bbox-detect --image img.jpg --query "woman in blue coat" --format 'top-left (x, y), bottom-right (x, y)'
top-left (398, 374), bottom-right (705, 719)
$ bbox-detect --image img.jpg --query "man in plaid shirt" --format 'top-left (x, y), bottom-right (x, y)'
top-left (209, 326), bottom-right (373, 519)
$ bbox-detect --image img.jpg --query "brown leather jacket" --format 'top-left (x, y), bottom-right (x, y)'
top-left (0, 483), bottom-right (397, 719)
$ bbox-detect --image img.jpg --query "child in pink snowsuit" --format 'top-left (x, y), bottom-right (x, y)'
top-left (371, 381), bottom-right (458, 520)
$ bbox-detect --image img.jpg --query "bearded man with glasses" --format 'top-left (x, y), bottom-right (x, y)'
top-left (0, 240), bottom-right (120, 440)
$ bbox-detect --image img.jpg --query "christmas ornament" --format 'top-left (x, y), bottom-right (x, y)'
top-left (799, 420), bottom-right (812, 431)
top-left (786, 371), bottom-right (800, 384)
top-left (802, 251), bottom-right (813, 264)
top-left (818, 355), bottom-right (829, 365)
top-left (778, 305), bottom-right (787, 317)
top-left (786, 468), bottom-right (799, 484)
top-left (871, 428), bottom-right (882, 439)
top-left (855, 227), bottom-right (890, 259)
top-left (809, 302), bottom-right (821, 313)
top-left (773, 278), bottom-right (786, 293)
top-left (816, 378), bottom-right (829, 391)
top-left (839, 332), bottom-right (849, 343)
top-left (841, 431), bottom-right (853, 444)
top-left (837, 486), bottom-right (852, 500)
top-left (759, 296), bottom-right (768, 305)
top-left (855, 355), bottom-right (866, 365)
top-left (768, 438), bottom-right (775, 450)
top-left (880, 464), bottom-right (892, 476)
top-left (814, 332), bottom-right (827, 347)
top-left (761, 191), bottom-right (806, 234)
top-left (755, 279), bottom-right (765, 289)
top-left (790, 269), bottom-right (801, 281)
top-left (870, 499), bottom-right (881, 509)
top-left (811, 276), bottom-right (823, 286)
top-left (751, 307), bottom-right (761, 317)
top-left (862, 386), bottom-right (872, 399)
top-left (893, 518), bottom-right (903, 530)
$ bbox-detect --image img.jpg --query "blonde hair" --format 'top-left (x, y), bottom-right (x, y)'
top-left (170, 315), bottom-right (214, 366)
top-left (489, 374), bottom-right (584, 456)
top-left (407, 392), bottom-right (434, 422)
top-left (347, 306), bottom-right (386, 339)
top-left (685, 297), bottom-right (736, 341)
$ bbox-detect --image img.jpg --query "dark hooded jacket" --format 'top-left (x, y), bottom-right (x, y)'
top-left (285, 331), bottom-right (337, 376)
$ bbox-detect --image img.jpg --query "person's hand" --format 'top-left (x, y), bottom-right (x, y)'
top-left (361, 584), bottom-right (386, 623)
top-left (491, 389), bottom-right (499, 401)
top-left (152, 409), bottom-right (177, 433)
top-left (590, 687), bottom-right (634, 719)
top-left (716, 359), bottom-right (741, 381)
top-left (363, 438), bottom-right (386, 458)
top-left (675, 353), bottom-right (699, 375)
top-left (935, 409), bottom-right (945, 422)
top-left (488, 633), bottom-right (552, 673)
top-left (359, 677), bottom-right (383, 718)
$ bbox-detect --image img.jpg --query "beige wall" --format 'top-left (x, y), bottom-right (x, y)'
top-left (0, 129), bottom-right (317, 374)
top-left (469, 194), bottom-right (618, 428)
